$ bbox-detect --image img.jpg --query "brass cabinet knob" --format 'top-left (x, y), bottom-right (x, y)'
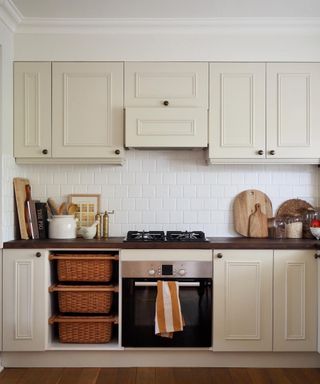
top-left (269, 150), bottom-right (275, 155)
top-left (257, 150), bottom-right (264, 155)
top-left (35, 252), bottom-right (41, 258)
top-left (42, 149), bottom-right (48, 155)
top-left (115, 149), bottom-right (120, 155)
top-left (314, 253), bottom-right (320, 259)
top-left (163, 100), bottom-right (169, 106)
top-left (217, 253), bottom-right (223, 259)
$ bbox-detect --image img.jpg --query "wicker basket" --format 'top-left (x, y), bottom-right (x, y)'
top-left (49, 315), bottom-right (116, 343)
top-left (49, 254), bottom-right (114, 282)
top-left (49, 285), bottom-right (118, 313)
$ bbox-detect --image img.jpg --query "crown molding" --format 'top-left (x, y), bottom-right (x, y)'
top-left (0, 0), bottom-right (22, 31)
top-left (14, 17), bottom-right (320, 35)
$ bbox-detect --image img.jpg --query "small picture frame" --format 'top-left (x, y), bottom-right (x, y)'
top-left (69, 194), bottom-right (100, 228)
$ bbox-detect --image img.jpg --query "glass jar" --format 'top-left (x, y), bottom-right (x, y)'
top-left (302, 207), bottom-right (317, 238)
top-left (285, 215), bottom-right (303, 239)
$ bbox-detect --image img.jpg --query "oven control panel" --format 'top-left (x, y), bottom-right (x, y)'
top-left (122, 260), bottom-right (212, 278)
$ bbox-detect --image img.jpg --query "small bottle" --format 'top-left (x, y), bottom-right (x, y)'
top-left (103, 210), bottom-right (114, 238)
top-left (95, 213), bottom-right (101, 239)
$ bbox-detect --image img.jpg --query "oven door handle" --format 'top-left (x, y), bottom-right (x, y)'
top-left (134, 282), bottom-right (201, 287)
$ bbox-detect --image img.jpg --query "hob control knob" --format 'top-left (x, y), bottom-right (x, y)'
top-left (148, 269), bottom-right (156, 276)
top-left (179, 269), bottom-right (186, 276)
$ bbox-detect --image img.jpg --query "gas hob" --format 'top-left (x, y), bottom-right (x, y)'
top-left (125, 230), bottom-right (208, 242)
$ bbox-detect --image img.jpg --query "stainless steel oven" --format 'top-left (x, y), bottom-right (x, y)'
top-left (121, 250), bottom-right (212, 348)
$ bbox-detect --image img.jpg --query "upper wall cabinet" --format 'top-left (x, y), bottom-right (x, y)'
top-left (14, 62), bottom-right (52, 158)
top-left (267, 63), bottom-right (320, 160)
top-left (208, 62), bottom-right (320, 164)
top-left (208, 63), bottom-right (265, 161)
top-left (125, 62), bottom-right (208, 148)
top-left (14, 62), bottom-right (124, 164)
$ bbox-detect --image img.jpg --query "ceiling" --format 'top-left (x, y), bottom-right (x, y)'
top-left (11, 0), bottom-right (320, 19)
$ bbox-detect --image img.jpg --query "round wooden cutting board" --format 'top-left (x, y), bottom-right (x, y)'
top-left (233, 189), bottom-right (273, 237)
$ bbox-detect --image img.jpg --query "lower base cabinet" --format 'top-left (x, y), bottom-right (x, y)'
top-left (3, 249), bottom-right (47, 351)
top-left (213, 249), bottom-right (273, 351)
top-left (273, 250), bottom-right (317, 352)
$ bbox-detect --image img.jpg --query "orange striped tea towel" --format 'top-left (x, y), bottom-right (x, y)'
top-left (155, 281), bottom-right (184, 338)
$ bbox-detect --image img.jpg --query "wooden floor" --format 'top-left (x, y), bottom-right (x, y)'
top-left (0, 368), bottom-right (320, 384)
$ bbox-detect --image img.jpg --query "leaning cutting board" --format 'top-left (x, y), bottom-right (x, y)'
top-left (248, 203), bottom-right (268, 238)
top-left (13, 177), bottom-right (30, 240)
top-left (233, 189), bottom-right (273, 237)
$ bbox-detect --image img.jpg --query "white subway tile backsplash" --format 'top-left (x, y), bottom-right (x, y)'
top-left (2, 151), bottom-right (319, 241)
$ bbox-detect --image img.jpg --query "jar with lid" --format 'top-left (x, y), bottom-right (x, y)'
top-left (302, 207), bottom-right (318, 238)
top-left (285, 215), bottom-right (303, 239)
top-left (268, 217), bottom-right (286, 239)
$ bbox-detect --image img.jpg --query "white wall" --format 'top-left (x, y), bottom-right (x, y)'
top-left (1, 22), bottom-right (319, 241)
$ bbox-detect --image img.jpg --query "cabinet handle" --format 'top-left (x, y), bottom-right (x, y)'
top-left (35, 252), bottom-right (41, 258)
top-left (115, 149), bottom-right (120, 155)
top-left (163, 100), bottom-right (169, 106)
top-left (217, 253), bottom-right (223, 259)
top-left (42, 149), bottom-right (48, 155)
top-left (257, 150), bottom-right (264, 155)
top-left (314, 253), bottom-right (320, 259)
top-left (269, 150), bottom-right (275, 156)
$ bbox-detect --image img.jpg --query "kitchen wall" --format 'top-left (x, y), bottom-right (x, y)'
top-left (1, 17), bottom-right (320, 241)
top-left (2, 151), bottom-right (319, 240)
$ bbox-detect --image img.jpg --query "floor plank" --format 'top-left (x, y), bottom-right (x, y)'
top-left (246, 368), bottom-right (272, 384)
top-left (17, 368), bottom-right (63, 384)
top-left (229, 368), bottom-right (254, 384)
top-left (95, 368), bottom-right (117, 384)
top-left (300, 368), bottom-right (320, 384)
top-left (210, 368), bottom-right (233, 384)
top-left (266, 368), bottom-right (293, 384)
top-left (136, 368), bottom-right (155, 384)
top-left (155, 368), bottom-right (175, 384)
top-left (116, 368), bottom-right (136, 384)
top-left (0, 369), bottom-right (27, 384)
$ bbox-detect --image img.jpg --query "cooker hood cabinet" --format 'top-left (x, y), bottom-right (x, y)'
top-left (124, 62), bottom-right (208, 148)
top-left (14, 62), bottom-right (124, 164)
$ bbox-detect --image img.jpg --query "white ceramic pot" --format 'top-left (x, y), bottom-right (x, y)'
top-left (48, 215), bottom-right (77, 239)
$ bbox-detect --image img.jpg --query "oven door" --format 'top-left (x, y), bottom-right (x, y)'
top-left (122, 278), bottom-right (212, 348)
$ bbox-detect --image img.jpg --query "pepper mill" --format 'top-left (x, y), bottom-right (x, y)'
top-left (95, 213), bottom-right (102, 239)
top-left (103, 210), bottom-right (114, 238)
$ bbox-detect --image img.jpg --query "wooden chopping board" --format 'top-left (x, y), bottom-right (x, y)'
top-left (233, 189), bottom-right (273, 237)
top-left (249, 203), bottom-right (268, 238)
top-left (13, 177), bottom-right (30, 240)
top-left (276, 198), bottom-right (314, 218)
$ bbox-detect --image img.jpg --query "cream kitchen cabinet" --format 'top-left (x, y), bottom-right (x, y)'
top-left (3, 249), bottom-right (47, 351)
top-left (273, 250), bottom-right (317, 352)
top-left (209, 63), bottom-right (266, 161)
top-left (213, 249), bottom-right (273, 351)
top-left (208, 62), bottom-right (320, 164)
top-left (125, 62), bottom-right (208, 148)
top-left (14, 62), bottom-right (124, 164)
top-left (14, 62), bottom-right (52, 159)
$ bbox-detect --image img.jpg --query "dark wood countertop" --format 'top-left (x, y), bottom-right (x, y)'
top-left (3, 237), bottom-right (320, 250)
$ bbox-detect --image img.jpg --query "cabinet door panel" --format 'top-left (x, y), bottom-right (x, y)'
top-left (274, 250), bottom-right (317, 351)
top-left (267, 63), bottom-right (320, 159)
top-left (125, 107), bottom-right (207, 147)
top-left (52, 62), bottom-right (123, 158)
top-left (125, 62), bottom-right (208, 107)
top-left (3, 250), bottom-right (47, 351)
top-left (209, 63), bottom-right (265, 159)
top-left (14, 62), bottom-right (51, 158)
top-left (213, 250), bottom-right (273, 351)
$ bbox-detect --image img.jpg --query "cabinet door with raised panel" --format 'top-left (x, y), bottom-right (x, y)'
top-left (14, 62), bottom-right (51, 158)
top-left (267, 63), bottom-right (320, 160)
top-left (125, 62), bottom-right (208, 107)
top-left (3, 249), bottom-right (47, 351)
top-left (213, 250), bottom-right (273, 351)
top-left (274, 250), bottom-right (317, 351)
top-left (52, 62), bottom-right (124, 159)
top-left (209, 63), bottom-right (265, 159)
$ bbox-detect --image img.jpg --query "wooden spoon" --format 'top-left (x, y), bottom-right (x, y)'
top-left (58, 202), bottom-right (67, 215)
top-left (67, 203), bottom-right (78, 215)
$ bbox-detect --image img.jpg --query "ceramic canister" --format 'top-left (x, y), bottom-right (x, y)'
top-left (48, 215), bottom-right (77, 239)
